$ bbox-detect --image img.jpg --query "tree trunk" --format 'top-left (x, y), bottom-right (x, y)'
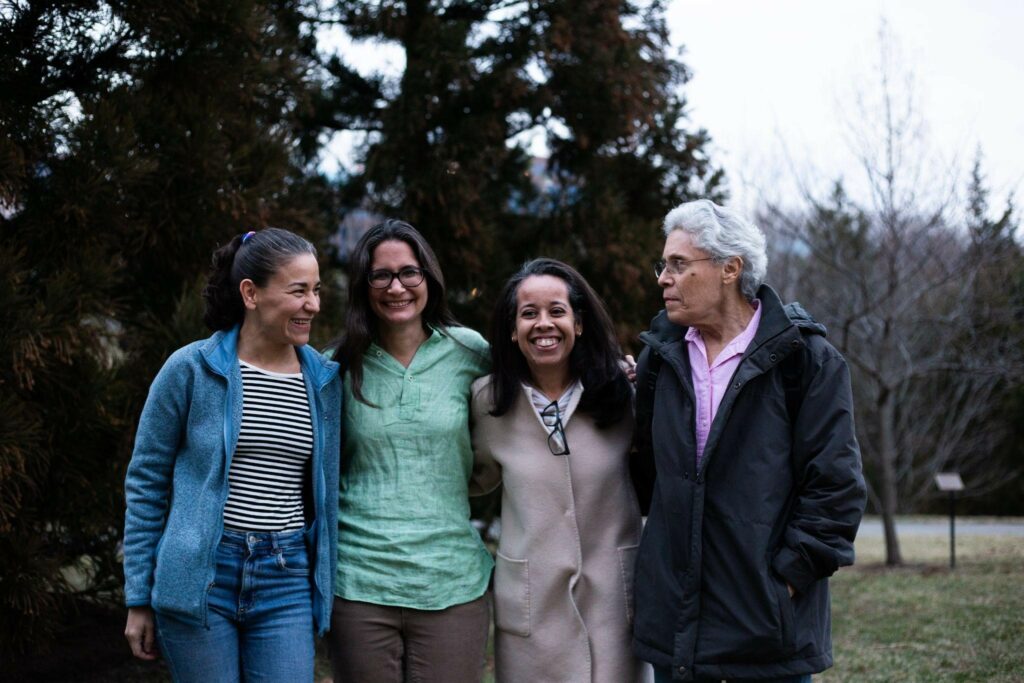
top-left (878, 391), bottom-right (903, 565)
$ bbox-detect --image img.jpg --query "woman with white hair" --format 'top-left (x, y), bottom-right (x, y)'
top-left (631, 200), bottom-right (865, 683)
top-left (655, 199), bottom-right (769, 362)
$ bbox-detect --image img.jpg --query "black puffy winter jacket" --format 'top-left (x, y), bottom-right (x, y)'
top-left (632, 285), bottom-right (866, 681)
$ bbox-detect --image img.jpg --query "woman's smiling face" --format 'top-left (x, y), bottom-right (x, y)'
top-left (243, 253), bottom-right (321, 347)
top-left (368, 239), bottom-right (428, 331)
top-left (513, 274), bottom-right (581, 380)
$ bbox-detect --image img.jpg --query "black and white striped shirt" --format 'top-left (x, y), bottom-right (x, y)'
top-left (223, 360), bottom-right (313, 532)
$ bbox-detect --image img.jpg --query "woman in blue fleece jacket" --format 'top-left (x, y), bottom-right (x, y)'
top-left (123, 228), bottom-right (341, 682)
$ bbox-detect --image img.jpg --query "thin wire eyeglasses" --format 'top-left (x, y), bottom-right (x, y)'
top-left (654, 257), bottom-right (716, 278)
top-left (368, 267), bottom-right (425, 289)
top-left (540, 400), bottom-right (570, 456)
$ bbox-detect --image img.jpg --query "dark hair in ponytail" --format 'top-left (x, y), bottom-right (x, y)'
top-left (202, 228), bottom-right (317, 331)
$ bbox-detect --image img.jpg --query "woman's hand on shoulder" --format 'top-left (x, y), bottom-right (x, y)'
top-left (125, 606), bottom-right (159, 660)
top-left (624, 354), bottom-right (637, 383)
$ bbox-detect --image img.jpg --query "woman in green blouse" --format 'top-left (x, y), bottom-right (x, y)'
top-left (328, 219), bottom-right (494, 683)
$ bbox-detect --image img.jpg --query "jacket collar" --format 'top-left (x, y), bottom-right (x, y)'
top-left (296, 344), bottom-right (340, 390)
top-left (637, 308), bottom-right (685, 359)
top-left (200, 326), bottom-right (240, 377)
top-left (742, 286), bottom-right (827, 365)
top-left (748, 285), bottom-right (791, 347)
top-left (200, 325), bottom-right (339, 389)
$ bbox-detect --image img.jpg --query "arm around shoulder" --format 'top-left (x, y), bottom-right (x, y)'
top-left (468, 375), bottom-right (502, 497)
top-left (449, 325), bottom-right (492, 377)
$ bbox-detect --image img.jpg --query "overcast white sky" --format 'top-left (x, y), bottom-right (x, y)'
top-left (668, 0), bottom-right (1024, 213)
top-left (321, 0), bottom-right (1024, 215)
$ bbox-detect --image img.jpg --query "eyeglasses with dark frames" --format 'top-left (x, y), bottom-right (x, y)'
top-left (368, 267), bottom-right (425, 289)
top-left (540, 400), bottom-right (570, 456)
top-left (654, 257), bottom-right (716, 278)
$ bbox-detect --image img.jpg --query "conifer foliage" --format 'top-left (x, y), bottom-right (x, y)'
top-left (325, 0), bottom-right (723, 333)
top-left (0, 0), bottom-right (334, 657)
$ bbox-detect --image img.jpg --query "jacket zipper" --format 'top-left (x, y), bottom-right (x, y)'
top-left (310, 377), bottom-right (325, 629)
top-left (203, 368), bottom-right (233, 627)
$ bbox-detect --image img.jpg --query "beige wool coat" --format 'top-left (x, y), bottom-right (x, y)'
top-left (471, 375), bottom-right (643, 683)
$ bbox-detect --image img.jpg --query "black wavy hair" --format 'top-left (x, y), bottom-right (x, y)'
top-left (201, 228), bottom-right (317, 331)
top-left (487, 258), bottom-right (630, 428)
top-left (334, 219), bottom-right (460, 405)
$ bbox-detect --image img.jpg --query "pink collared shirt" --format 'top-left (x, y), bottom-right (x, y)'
top-left (686, 300), bottom-right (762, 465)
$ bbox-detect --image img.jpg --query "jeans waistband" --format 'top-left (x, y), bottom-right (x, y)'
top-left (220, 527), bottom-right (308, 552)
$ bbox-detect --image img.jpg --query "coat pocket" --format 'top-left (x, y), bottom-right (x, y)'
top-left (276, 544), bottom-right (311, 576)
top-left (770, 569), bottom-right (797, 654)
top-left (494, 551), bottom-right (530, 637)
top-left (617, 544), bottom-right (639, 626)
top-left (696, 534), bottom-right (797, 662)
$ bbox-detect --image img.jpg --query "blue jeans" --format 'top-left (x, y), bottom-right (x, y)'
top-left (155, 528), bottom-right (314, 682)
top-left (653, 667), bottom-right (812, 683)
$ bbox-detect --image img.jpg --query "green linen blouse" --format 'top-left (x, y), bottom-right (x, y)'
top-left (335, 326), bottom-right (493, 609)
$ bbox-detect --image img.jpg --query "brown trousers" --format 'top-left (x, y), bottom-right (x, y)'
top-left (328, 595), bottom-right (490, 683)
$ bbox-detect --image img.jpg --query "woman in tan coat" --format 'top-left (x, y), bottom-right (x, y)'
top-left (472, 258), bottom-right (642, 683)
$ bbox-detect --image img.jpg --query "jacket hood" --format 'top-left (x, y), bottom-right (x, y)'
top-left (783, 300), bottom-right (827, 337)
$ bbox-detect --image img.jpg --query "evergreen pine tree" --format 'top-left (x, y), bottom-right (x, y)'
top-left (325, 0), bottom-right (723, 335)
top-left (0, 0), bottom-right (337, 657)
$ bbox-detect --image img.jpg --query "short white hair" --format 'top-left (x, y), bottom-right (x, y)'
top-left (663, 199), bottom-right (768, 301)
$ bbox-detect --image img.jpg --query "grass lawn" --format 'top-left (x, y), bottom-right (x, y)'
top-left (820, 533), bottom-right (1024, 683)
top-left (10, 521), bottom-right (1021, 681)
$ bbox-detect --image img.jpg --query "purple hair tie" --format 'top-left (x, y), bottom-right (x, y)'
top-left (241, 230), bottom-right (256, 244)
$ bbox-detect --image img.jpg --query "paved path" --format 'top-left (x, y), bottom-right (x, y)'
top-left (857, 517), bottom-right (1024, 537)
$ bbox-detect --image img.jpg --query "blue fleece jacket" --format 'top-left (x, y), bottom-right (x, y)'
top-left (123, 326), bottom-right (341, 634)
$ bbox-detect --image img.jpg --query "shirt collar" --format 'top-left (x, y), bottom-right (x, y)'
top-left (526, 378), bottom-right (581, 416)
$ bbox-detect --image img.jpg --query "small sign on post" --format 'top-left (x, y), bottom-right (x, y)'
top-left (934, 472), bottom-right (965, 569)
